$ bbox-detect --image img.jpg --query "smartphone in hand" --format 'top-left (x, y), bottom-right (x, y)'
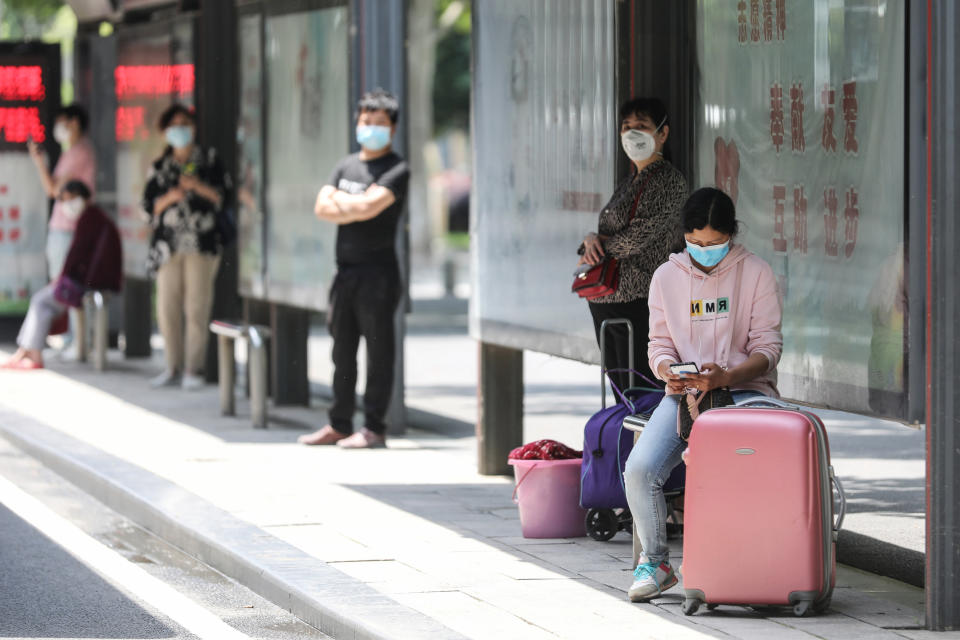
top-left (669, 362), bottom-right (700, 378)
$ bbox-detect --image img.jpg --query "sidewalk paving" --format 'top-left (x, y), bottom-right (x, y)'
top-left (308, 297), bottom-right (926, 587)
top-left (0, 317), bottom-right (943, 640)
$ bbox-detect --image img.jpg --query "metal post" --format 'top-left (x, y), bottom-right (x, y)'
top-left (243, 298), bottom-right (272, 398)
top-left (249, 326), bottom-right (268, 429)
top-left (198, 0), bottom-right (240, 383)
top-left (92, 292), bottom-right (108, 372)
top-left (217, 334), bottom-right (235, 416)
top-left (907, 0), bottom-right (928, 425)
top-left (123, 277), bottom-right (153, 358)
top-left (76, 303), bottom-right (88, 363)
top-left (926, 0), bottom-right (960, 630)
top-left (270, 303), bottom-right (310, 406)
top-left (477, 342), bottom-right (523, 476)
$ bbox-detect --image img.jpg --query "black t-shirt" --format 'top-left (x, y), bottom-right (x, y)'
top-left (327, 151), bottom-right (410, 267)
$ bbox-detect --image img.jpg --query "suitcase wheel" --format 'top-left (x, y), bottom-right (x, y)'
top-left (793, 600), bottom-right (812, 617)
top-left (585, 509), bottom-right (618, 541)
top-left (681, 598), bottom-right (702, 616)
top-left (706, 603), bottom-right (718, 611)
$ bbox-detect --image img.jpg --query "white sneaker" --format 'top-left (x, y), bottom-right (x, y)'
top-left (181, 373), bottom-right (205, 391)
top-left (628, 555), bottom-right (679, 602)
top-left (150, 369), bottom-right (180, 388)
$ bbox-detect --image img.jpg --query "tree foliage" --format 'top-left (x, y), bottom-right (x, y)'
top-left (432, 0), bottom-right (470, 135)
top-left (1, 0), bottom-right (66, 39)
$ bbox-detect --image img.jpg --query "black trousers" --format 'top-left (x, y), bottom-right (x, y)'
top-left (588, 298), bottom-right (662, 396)
top-left (328, 263), bottom-right (401, 435)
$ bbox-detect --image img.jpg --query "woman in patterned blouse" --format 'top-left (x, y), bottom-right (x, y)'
top-left (578, 97), bottom-right (688, 392)
top-left (142, 104), bottom-right (231, 391)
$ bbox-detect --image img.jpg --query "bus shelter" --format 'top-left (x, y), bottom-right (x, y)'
top-left (471, 0), bottom-right (957, 629)
top-left (69, 0), bottom-right (410, 430)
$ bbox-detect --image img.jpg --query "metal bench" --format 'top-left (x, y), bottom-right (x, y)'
top-left (75, 291), bottom-right (110, 371)
top-left (209, 320), bottom-right (271, 429)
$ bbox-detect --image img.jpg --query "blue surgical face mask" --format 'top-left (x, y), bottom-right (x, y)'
top-left (165, 125), bottom-right (194, 149)
top-left (356, 125), bottom-right (392, 151)
top-left (686, 240), bottom-right (730, 267)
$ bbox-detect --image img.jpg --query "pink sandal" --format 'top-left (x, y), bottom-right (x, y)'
top-left (1, 358), bottom-right (43, 370)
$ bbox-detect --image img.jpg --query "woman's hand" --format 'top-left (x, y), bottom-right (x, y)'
top-left (677, 362), bottom-right (730, 393)
top-left (154, 188), bottom-right (186, 215)
top-left (27, 140), bottom-right (44, 165)
top-left (582, 232), bottom-right (605, 265)
top-left (657, 361), bottom-right (690, 395)
top-left (179, 174), bottom-right (199, 190)
top-left (179, 175), bottom-right (222, 208)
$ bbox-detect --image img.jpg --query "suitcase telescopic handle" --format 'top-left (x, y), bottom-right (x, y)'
top-left (830, 466), bottom-right (846, 539)
top-left (599, 318), bottom-right (635, 408)
top-left (734, 397), bottom-right (800, 410)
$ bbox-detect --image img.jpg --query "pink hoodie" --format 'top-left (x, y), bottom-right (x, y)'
top-left (647, 243), bottom-right (783, 397)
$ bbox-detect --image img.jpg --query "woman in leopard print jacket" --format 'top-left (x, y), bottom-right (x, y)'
top-left (578, 97), bottom-right (688, 392)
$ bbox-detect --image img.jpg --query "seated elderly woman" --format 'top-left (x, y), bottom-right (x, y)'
top-left (2, 181), bottom-right (122, 370)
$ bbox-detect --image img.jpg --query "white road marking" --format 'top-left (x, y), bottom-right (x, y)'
top-left (0, 473), bottom-right (251, 640)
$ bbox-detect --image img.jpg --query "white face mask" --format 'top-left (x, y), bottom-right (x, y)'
top-left (61, 197), bottom-right (85, 221)
top-left (53, 122), bottom-right (71, 145)
top-left (621, 129), bottom-right (656, 162)
top-left (620, 115), bottom-right (667, 162)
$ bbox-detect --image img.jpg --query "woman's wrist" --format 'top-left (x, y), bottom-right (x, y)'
top-left (718, 367), bottom-right (733, 389)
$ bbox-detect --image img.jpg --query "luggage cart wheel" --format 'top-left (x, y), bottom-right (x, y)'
top-left (681, 598), bottom-right (701, 616)
top-left (793, 600), bottom-right (812, 617)
top-left (585, 509), bottom-right (618, 541)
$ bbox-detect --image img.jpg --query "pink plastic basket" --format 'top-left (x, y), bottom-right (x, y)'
top-left (508, 458), bottom-right (586, 538)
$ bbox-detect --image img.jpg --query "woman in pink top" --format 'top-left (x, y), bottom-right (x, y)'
top-left (27, 104), bottom-right (97, 280)
top-left (622, 187), bottom-right (783, 603)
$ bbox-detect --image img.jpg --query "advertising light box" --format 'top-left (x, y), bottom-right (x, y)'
top-left (696, 0), bottom-right (907, 416)
top-left (0, 44), bottom-right (60, 315)
top-left (471, 0), bottom-right (617, 363)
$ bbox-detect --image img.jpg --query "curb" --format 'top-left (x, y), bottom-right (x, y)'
top-left (837, 530), bottom-right (924, 588)
top-left (0, 408), bottom-right (467, 640)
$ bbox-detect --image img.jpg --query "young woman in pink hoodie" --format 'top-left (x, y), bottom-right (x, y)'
top-left (624, 187), bottom-right (783, 602)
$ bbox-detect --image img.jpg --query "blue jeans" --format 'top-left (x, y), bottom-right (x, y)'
top-left (623, 390), bottom-right (764, 566)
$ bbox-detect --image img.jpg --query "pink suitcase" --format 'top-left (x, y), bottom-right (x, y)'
top-left (680, 398), bottom-right (845, 617)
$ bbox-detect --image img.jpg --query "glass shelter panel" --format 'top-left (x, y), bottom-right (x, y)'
top-left (263, 6), bottom-right (349, 310)
top-left (237, 13), bottom-right (265, 298)
top-left (471, 0), bottom-right (617, 362)
top-left (696, 0), bottom-right (906, 416)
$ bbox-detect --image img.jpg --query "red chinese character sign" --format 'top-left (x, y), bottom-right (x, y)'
top-left (114, 23), bottom-right (195, 278)
top-left (0, 44), bottom-right (60, 314)
top-left (697, 0), bottom-right (907, 415)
